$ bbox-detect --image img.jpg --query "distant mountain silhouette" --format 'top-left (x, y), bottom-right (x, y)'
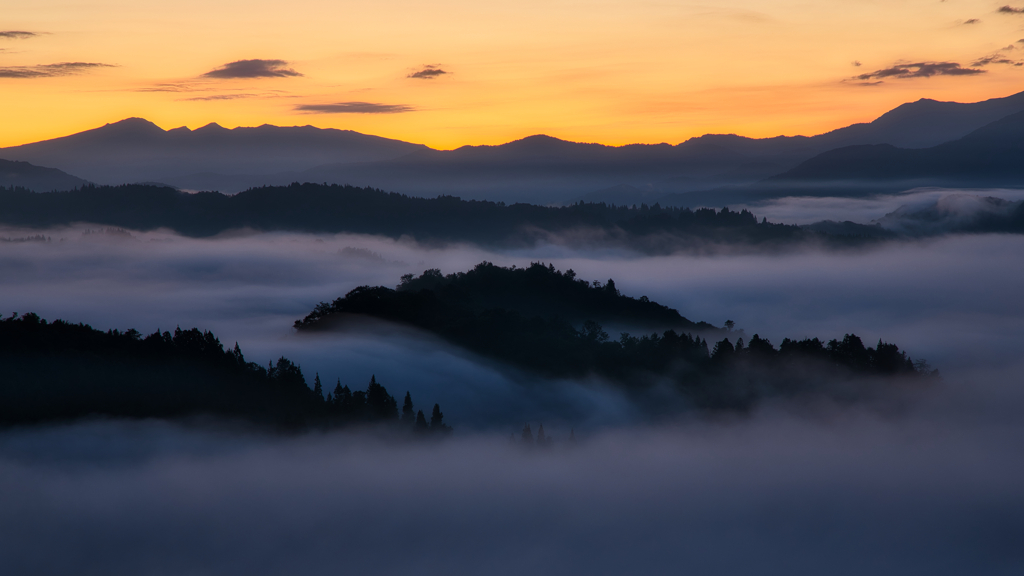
top-left (239, 90), bottom-right (1024, 203)
top-left (4, 90), bottom-right (1024, 202)
top-left (0, 159), bottom-right (88, 192)
top-left (809, 90), bottom-right (1024, 149)
top-left (0, 118), bottom-right (428, 186)
top-left (772, 110), bottom-right (1024, 186)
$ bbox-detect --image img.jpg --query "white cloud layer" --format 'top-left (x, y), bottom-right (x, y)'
top-left (1, 220), bottom-right (1022, 573)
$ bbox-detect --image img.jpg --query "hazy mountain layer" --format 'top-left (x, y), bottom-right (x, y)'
top-left (3, 90), bottom-right (1024, 205)
top-left (772, 110), bottom-right (1024, 187)
top-left (287, 90), bottom-right (1024, 204)
top-left (0, 118), bottom-right (428, 185)
top-left (0, 182), bottom-right (833, 252)
top-left (0, 159), bottom-right (88, 192)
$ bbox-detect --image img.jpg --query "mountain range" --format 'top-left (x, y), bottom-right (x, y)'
top-left (773, 110), bottom-right (1024, 186)
top-left (2, 89), bottom-right (1024, 206)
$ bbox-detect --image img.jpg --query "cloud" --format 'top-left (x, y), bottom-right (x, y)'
top-left (408, 65), bottom-right (448, 79)
top-left (972, 54), bottom-right (1021, 66)
top-left (852, 61), bottom-right (862, 67)
top-left (295, 101), bottom-right (414, 114)
top-left (854, 61), bottom-right (984, 81)
top-left (202, 59), bottom-right (302, 79)
top-left (0, 31), bottom-right (36, 39)
top-left (997, 5), bottom-right (1024, 13)
top-left (0, 62), bottom-right (115, 79)
top-left (962, 18), bottom-right (981, 24)
top-left (3, 223), bottom-right (1024, 573)
top-left (137, 83), bottom-right (199, 93)
top-left (179, 94), bottom-right (257, 101)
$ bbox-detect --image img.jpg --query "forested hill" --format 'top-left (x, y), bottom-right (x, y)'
top-left (297, 261), bottom-right (714, 333)
top-left (0, 312), bottom-right (452, 432)
top-left (0, 182), bottom-right (851, 251)
top-left (296, 263), bottom-right (935, 411)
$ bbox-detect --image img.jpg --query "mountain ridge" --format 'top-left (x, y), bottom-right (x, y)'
top-left (4, 89), bottom-right (1024, 203)
top-left (773, 110), bottom-right (1024, 185)
top-left (0, 159), bottom-right (88, 192)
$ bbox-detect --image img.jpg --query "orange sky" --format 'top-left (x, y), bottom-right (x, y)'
top-left (2, 0), bottom-right (1023, 148)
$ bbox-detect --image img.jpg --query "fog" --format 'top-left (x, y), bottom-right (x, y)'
top-left (1, 383), bottom-right (1021, 574)
top-left (736, 187), bottom-right (1024, 229)
top-left (1, 221), bottom-right (1022, 573)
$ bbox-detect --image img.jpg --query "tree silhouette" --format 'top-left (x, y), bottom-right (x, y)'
top-left (312, 373), bottom-right (323, 402)
top-left (0, 313), bottom-right (454, 431)
top-left (521, 423), bottom-right (534, 445)
top-left (293, 263), bottom-right (935, 412)
top-left (430, 403), bottom-right (451, 435)
top-left (401, 391), bottom-right (415, 425)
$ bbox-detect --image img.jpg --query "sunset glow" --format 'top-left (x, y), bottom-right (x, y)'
top-left (3, 0), bottom-right (1024, 147)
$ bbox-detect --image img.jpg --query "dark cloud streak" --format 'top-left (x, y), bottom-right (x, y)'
top-left (997, 5), bottom-right (1024, 14)
top-left (179, 94), bottom-right (257, 101)
top-left (295, 101), bottom-right (414, 114)
top-left (854, 61), bottom-right (984, 81)
top-left (972, 54), bottom-right (1021, 66)
top-left (202, 59), bottom-right (302, 79)
top-left (408, 65), bottom-right (448, 79)
top-left (0, 31), bottom-right (37, 39)
top-left (0, 62), bottom-right (115, 79)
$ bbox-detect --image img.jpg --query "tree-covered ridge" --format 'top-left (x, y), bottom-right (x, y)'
top-left (0, 183), bottom-right (850, 251)
top-left (394, 261), bottom-right (709, 329)
top-left (296, 263), bottom-right (935, 411)
top-left (0, 312), bottom-right (451, 432)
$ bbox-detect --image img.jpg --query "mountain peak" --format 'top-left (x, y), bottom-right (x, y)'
top-left (195, 122), bottom-right (229, 133)
top-left (100, 117), bottom-right (165, 135)
top-left (499, 134), bottom-right (599, 151)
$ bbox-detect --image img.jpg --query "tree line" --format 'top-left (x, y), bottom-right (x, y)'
top-left (0, 312), bottom-right (451, 432)
top-left (0, 183), bottom-right (877, 251)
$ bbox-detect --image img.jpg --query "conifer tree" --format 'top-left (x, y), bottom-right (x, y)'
top-left (401, 391), bottom-right (415, 424)
top-left (521, 423), bottom-right (534, 444)
top-left (332, 379), bottom-right (344, 408)
top-left (365, 375), bottom-right (398, 420)
top-left (336, 383), bottom-right (353, 416)
top-left (430, 403), bottom-right (446, 432)
top-left (415, 409), bottom-right (428, 432)
top-left (313, 373), bottom-right (323, 402)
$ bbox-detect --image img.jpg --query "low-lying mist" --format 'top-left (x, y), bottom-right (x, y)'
top-left (2, 219), bottom-right (1022, 572)
top-left (1, 368), bottom-right (1021, 575)
top-left (1, 224), bottom-right (1022, 425)
top-left (737, 186), bottom-right (1024, 230)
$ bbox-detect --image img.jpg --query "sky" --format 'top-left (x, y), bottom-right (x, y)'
top-left (2, 0), bottom-right (1024, 149)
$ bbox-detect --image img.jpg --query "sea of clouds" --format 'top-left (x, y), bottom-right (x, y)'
top-left (1, 217), bottom-right (1022, 574)
top-left (737, 186), bottom-right (1024, 229)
